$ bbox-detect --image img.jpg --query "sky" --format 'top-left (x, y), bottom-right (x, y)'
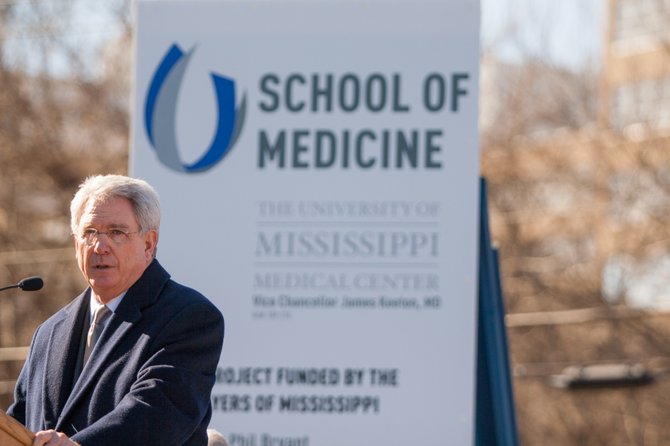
top-left (481, 0), bottom-right (605, 70)
top-left (3, 0), bottom-right (605, 75)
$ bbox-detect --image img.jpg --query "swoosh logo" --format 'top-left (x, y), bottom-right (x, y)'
top-left (144, 43), bottom-right (246, 173)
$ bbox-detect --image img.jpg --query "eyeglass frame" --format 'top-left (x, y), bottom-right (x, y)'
top-left (75, 228), bottom-right (142, 246)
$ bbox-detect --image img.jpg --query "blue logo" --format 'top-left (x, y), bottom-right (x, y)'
top-left (144, 43), bottom-right (246, 173)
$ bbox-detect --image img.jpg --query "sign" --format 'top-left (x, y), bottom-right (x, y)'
top-left (132, 1), bottom-right (480, 444)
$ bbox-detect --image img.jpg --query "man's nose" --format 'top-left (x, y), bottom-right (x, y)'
top-left (92, 235), bottom-right (112, 253)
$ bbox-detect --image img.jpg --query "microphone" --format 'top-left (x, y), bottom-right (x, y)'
top-left (0, 276), bottom-right (44, 292)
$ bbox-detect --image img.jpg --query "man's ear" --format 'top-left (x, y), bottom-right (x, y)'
top-left (144, 230), bottom-right (158, 259)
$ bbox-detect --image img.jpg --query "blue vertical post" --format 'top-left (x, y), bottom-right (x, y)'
top-left (475, 178), bottom-right (519, 446)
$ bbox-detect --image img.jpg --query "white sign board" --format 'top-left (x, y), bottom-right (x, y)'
top-left (132, 1), bottom-right (480, 444)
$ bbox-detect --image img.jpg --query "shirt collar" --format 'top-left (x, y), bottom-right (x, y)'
top-left (89, 291), bottom-right (126, 320)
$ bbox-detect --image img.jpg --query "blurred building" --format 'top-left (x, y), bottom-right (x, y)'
top-left (482, 0), bottom-right (670, 312)
top-left (601, 0), bottom-right (670, 133)
top-left (599, 0), bottom-right (670, 309)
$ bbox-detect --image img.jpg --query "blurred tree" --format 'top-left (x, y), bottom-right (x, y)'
top-left (481, 2), bottom-right (670, 444)
top-left (0, 0), bottom-right (130, 408)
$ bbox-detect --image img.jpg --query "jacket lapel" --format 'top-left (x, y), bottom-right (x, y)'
top-left (43, 292), bottom-right (89, 429)
top-left (59, 309), bottom-right (139, 424)
top-left (56, 261), bottom-right (170, 428)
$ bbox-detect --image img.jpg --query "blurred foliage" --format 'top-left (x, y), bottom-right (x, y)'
top-left (0, 0), bottom-right (130, 408)
top-left (481, 3), bottom-right (670, 442)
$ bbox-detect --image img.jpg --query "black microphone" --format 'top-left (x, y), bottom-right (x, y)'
top-left (0, 276), bottom-right (44, 292)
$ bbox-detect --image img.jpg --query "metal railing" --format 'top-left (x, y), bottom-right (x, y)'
top-left (0, 347), bottom-right (28, 362)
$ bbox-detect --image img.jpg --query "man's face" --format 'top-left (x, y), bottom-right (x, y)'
top-left (74, 197), bottom-right (157, 303)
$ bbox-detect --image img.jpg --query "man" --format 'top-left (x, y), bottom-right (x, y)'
top-left (8, 175), bottom-right (224, 445)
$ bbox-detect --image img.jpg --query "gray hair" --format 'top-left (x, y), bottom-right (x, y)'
top-left (70, 175), bottom-right (161, 239)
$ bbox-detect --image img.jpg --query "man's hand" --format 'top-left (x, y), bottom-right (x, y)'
top-left (32, 430), bottom-right (80, 446)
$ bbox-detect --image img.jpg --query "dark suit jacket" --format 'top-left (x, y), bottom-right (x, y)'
top-left (8, 260), bottom-right (224, 445)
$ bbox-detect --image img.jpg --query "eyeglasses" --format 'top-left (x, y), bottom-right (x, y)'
top-left (78, 228), bottom-right (140, 246)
